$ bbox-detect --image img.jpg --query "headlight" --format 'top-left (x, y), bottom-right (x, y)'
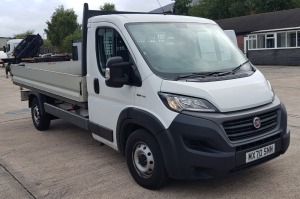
top-left (158, 93), bottom-right (218, 112)
top-left (267, 81), bottom-right (275, 101)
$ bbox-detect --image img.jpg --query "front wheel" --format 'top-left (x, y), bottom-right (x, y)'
top-left (125, 129), bottom-right (169, 189)
top-left (31, 98), bottom-right (50, 131)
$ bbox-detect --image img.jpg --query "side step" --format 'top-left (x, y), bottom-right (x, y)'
top-left (44, 103), bottom-right (89, 130)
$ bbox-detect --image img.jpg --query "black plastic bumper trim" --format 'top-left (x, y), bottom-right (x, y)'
top-left (155, 100), bottom-right (290, 180)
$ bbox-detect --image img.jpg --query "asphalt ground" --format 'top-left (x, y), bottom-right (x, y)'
top-left (0, 66), bottom-right (299, 199)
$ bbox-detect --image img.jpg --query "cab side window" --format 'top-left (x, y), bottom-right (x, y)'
top-left (96, 28), bottom-right (130, 75)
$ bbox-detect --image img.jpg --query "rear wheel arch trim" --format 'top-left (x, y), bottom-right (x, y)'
top-left (29, 92), bottom-right (46, 115)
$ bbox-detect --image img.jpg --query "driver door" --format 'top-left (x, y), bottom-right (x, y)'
top-left (87, 22), bottom-right (136, 149)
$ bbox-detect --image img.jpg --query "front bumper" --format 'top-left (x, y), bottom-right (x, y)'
top-left (156, 98), bottom-right (290, 180)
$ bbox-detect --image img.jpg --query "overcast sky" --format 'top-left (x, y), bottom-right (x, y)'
top-left (0, 0), bottom-right (173, 38)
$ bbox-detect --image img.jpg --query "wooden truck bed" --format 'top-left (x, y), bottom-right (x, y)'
top-left (11, 61), bottom-right (88, 102)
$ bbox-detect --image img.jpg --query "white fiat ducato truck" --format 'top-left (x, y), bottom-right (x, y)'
top-left (11, 4), bottom-right (290, 189)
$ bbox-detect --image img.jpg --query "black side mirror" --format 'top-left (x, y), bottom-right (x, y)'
top-left (3, 46), bottom-right (6, 53)
top-left (105, 57), bottom-right (132, 88)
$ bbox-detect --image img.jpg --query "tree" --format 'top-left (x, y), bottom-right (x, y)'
top-left (189, 0), bottom-right (297, 20)
top-left (61, 29), bottom-right (81, 53)
top-left (173, 0), bottom-right (192, 15)
top-left (251, 0), bottom-right (295, 13)
top-left (229, 1), bottom-right (251, 17)
top-left (14, 30), bottom-right (35, 39)
top-left (189, 0), bottom-right (233, 19)
top-left (100, 3), bottom-right (116, 11)
top-left (294, 0), bottom-right (300, 7)
top-left (44, 5), bottom-right (80, 50)
top-left (41, 39), bottom-right (55, 54)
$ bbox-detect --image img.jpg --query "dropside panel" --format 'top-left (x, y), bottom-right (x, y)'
top-left (11, 63), bottom-right (88, 102)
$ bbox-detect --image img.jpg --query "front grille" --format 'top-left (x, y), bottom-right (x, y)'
top-left (223, 110), bottom-right (279, 142)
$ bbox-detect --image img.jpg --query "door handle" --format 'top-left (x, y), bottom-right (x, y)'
top-left (94, 78), bottom-right (100, 94)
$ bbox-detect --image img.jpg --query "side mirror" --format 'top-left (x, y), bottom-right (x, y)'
top-left (105, 57), bottom-right (132, 88)
top-left (3, 46), bottom-right (6, 53)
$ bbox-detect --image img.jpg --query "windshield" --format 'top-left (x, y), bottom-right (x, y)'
top-left (127, 23), bottom-right (252, 80)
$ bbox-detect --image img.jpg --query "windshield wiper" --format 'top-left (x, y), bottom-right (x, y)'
top-left (177, 71), bottom-right (232, 80)
top-left (176, 73), bottom-right (207, 80)
top-left (231, 60), bottom-right (250, 74)
top-left (176, 60), bottom-right (251, 81)
top-left (205, 71), bottom-right (233, 77)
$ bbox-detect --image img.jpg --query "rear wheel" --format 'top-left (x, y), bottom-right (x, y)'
top-left (125, 129), bottom-right (169, 189)
top-left (31, 98), bottom-right (50, 131)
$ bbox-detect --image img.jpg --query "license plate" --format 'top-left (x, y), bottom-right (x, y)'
top-left (246, 144), bottom-right (275, 163)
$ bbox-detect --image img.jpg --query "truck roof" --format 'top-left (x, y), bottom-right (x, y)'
top-left (89, 14), bottom-right (216, 25)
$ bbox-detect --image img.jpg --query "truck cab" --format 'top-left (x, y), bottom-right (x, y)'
top-left (5, 39), bottom-right (22, 58)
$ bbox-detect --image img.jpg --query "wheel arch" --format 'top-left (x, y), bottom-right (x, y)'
top-left (116, 107), bottom-right (166, 155)
top-left (29, 92), bottom-right (46, 115)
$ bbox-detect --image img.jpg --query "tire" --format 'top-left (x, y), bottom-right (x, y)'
top-left (125, 129), bottom-right (169, 189)
top-left (31, 98), bottom-right (50, 131)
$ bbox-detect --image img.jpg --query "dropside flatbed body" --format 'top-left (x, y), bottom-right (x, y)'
top-left (11, 61), bottom-right (87, 103)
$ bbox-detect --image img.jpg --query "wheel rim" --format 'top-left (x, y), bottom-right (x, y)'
top-left (133, 142), bottom-right (154, 178)
top-left (33, 105), bottom-right (40, 125)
